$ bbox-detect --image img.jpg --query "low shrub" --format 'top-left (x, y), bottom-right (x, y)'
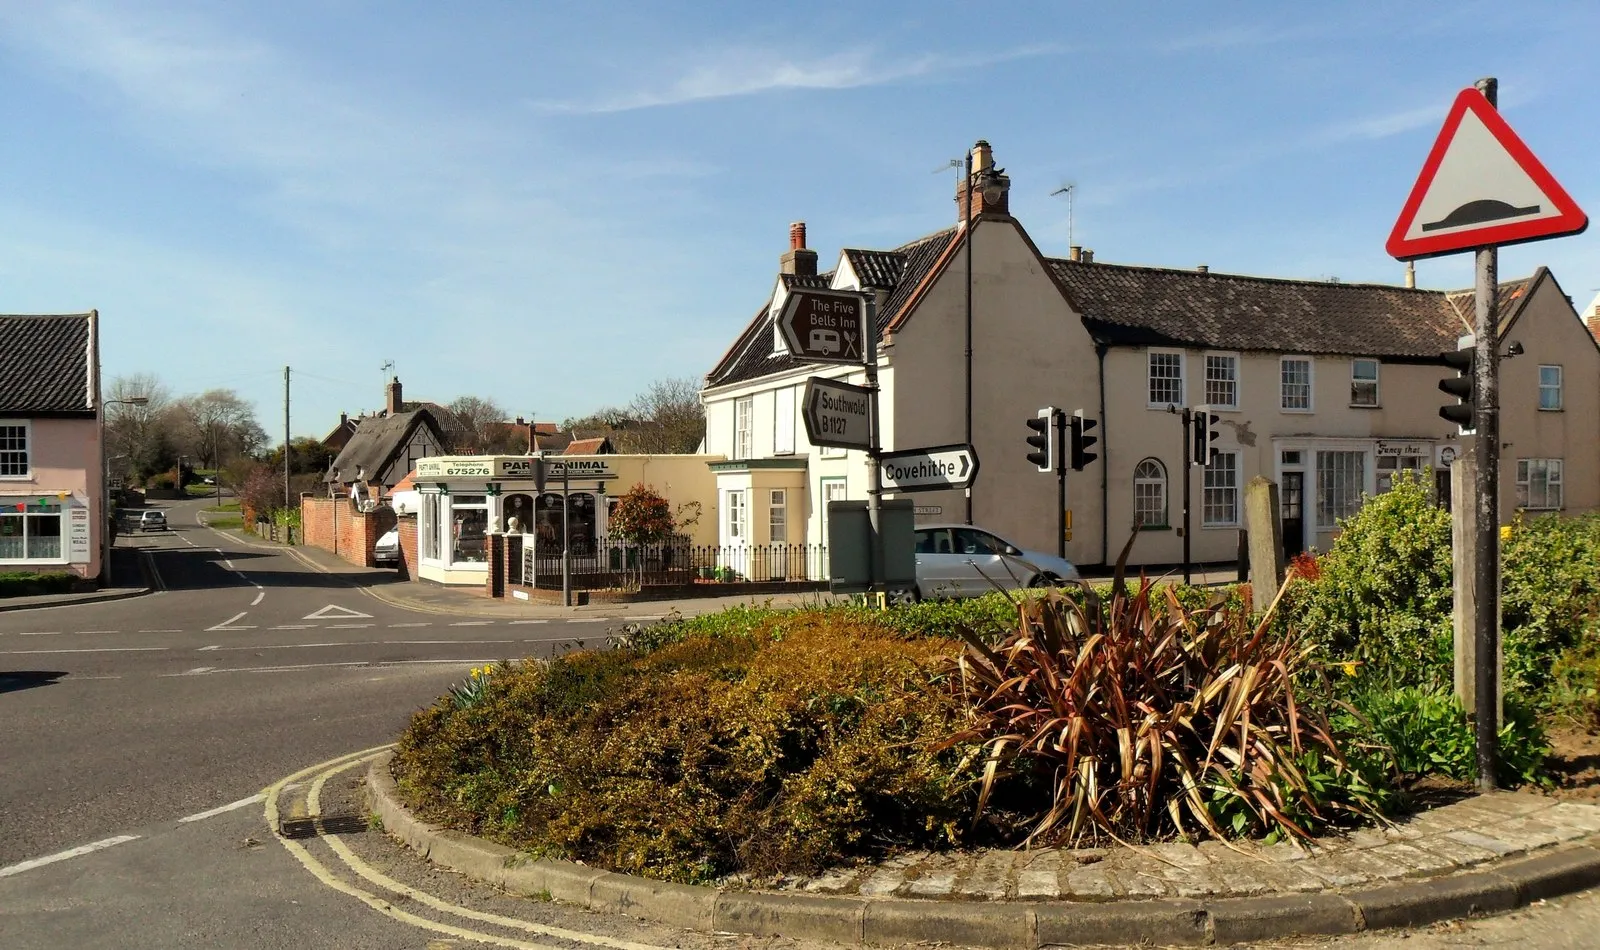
top-left (1502, 513), bottom-right (1600, 693)
top-left (1336, 686), bottom-right (1548, 789)
top-left (942, 543), bottom-right (1390, 846)
top-left (0, 571), bottom-right (78, 598)
top-left (394, 610), bottom-right (971, 883)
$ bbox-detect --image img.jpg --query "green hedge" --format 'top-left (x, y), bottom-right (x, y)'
top-left (0, 571), bottom-right (79, 598)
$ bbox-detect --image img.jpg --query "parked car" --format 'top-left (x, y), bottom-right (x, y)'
top-left (373, 527), bottom-right (400, 567)
top-left (137, 510), bottom-right (167, 532)
top-left (895, 523), bottom-right (1080, 602)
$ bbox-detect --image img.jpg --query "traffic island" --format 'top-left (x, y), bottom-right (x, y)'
top-left (365, 752), bottom-right (1600, 948)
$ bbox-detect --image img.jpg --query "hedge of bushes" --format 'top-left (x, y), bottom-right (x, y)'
top-left (0, 571), bottom-right (79, 598)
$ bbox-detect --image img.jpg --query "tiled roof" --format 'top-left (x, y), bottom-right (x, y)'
top-left (563, 437), bottom-right (613, 455)
top-left (392, 471), bottom-right (416, 493)
top-left (1444, 276), bottom-right (1534, 335)
top-left (0, 314), bottom-right (94, 413)
top-left (326, 409), bottom-right (444, 485)
top-left (779, 273), bottom-right (833, 290)
top-left (706, 228), bottom-right (957, 388)
top-left (1048, 259), bottom-right (1477, 358)
top-left (842, 248), bottom-right (906, 289)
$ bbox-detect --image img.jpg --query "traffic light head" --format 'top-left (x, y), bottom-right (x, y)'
top-left (1070, 409), bottom-right (1099, 471)
top-left (1192, 409), bottom-right (1220, 466)
top-left (1438, 349), bottom-right (1476, 430)
top-left (1026, 407), bottom-right (1055, 472)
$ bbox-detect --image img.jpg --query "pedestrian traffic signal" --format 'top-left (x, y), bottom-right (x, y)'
top-left (1439, 348), bottom-right (1476, 431)
top-left (1026, 407), bottom-right (1056, 472)
top-left (1192, 409), bottom-right (1220, 466)
top-left (1070, 409), bottom-right (1098, 471)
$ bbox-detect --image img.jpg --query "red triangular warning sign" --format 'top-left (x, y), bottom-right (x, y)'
top-left (1387, 88), bottom-right (1586, 261)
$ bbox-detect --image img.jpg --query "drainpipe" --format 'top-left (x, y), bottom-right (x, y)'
top-left (963, 151), bottom-right (974, 525)
top-left (1096, 342), bottom-right (1109, 567)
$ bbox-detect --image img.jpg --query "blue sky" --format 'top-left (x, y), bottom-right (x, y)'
top-left (2, 1), bottom-right (1597, 439)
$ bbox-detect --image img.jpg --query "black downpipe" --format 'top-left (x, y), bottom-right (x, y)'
top-left (1096, 342), bottom-right (1109, 567)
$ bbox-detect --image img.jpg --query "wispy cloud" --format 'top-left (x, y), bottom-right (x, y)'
top-left (532, 42), bottom-right (1064, 115)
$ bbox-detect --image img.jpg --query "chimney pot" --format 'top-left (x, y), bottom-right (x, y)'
top-left (780, 221), bottom-right (818, 277)
top-left (1069, 245), bottom-right (1082, 262)
top-left (1404, 261), bottom-right (1416, 289)
top-left (1197, 264), bottom-right (1209, 273)
top-left (789, 221), bottom-right (807, 251)
top-left (1082, 249), bottom-right (1094, 264)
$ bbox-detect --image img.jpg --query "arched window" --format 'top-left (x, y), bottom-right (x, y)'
top-left (1134, 458), bottom-right (1168, 528)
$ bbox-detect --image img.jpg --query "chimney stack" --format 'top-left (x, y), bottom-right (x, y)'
top-left (1082, 249), bottom-right (1095, 264)
top-left (960, 139), bottom-right (1010, 218)
top-left (780, 221), bottom-right (818, 277)
top-left (1588, 308), bottom-right (1600, 344)
top-left (1069, 246), bottom-right (1082, 262)
top-left (1405, 261), bottom-right (1416, 289)
top-left (1197, 264), bottom-right (1209, 274)
top-left (385, 376), bottom-right (403, 416)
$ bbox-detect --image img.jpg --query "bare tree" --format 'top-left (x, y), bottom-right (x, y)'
top-left (444, 395), bottom-right (511, 454)
top-left (625, 376), bottom-right (705, 454)
top-left (173, 389), bottom-right (261, 470)
top-left (105, 373), bottom-right (173, 464)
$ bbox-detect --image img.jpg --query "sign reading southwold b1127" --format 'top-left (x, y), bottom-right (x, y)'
top-left (802, 376), bottom-right (873, 450)
top-left (778, 289), bottom-right (865, 364)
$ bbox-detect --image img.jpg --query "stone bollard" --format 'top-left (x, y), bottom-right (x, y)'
top-left (1243, 477), bottom-right (1285, 597)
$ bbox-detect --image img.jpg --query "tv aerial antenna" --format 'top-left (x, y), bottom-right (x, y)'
top-left (1050, 182), bottom-right (1076, 250)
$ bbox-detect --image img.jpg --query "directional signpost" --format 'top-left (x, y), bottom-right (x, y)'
top-left (801, 377), bottom-right (874, 450)
top-left (777, 289), bottom-right (866, 364)
top-left (1388, 78), bottom-right (1586, 791)
top-left (879, 444), bottom-right (979, 493)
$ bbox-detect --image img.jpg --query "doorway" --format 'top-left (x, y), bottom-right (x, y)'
top-left (1281, 470), bottom-right (1305, 560)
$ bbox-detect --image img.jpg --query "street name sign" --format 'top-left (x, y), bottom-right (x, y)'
top-left (879, 443), bottom-right (979, 493)
top-left (1388, 87), bottom-right (1587, 260)
top-left (801, 376), bottom-right (873, 450)
top-left (777, 289), bottom-right (866, 364)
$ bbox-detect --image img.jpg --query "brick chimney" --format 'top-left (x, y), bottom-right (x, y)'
top-left (1589, 309), bottom-right (1600, 344)
top-left (959, 140), bottom-right (1010, 218)
top-left (385, 376), bottom-right (403, 416)
top-left (780, 221), bottom-right (817, 277)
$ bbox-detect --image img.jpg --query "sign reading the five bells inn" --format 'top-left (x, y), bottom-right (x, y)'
top-left (416, 457), bottom-right (615, 480)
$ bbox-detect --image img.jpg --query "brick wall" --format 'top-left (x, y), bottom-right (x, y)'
top-left (398, 514), bottom-right (419, 580)
top-left (300, 496), bottom-right (397, 568)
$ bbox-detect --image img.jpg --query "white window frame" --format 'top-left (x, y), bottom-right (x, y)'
top-left (819, 476), bottom-right (847, 542)
top-left (0, 420), bottom-right (31, 480)
top-left (1133, 458), bottom-right (1168, 528)
top-left (1350, 359), bottom-right (1380, 407)
top-left (733, 397), bottom-right (753, 461)
top-left (1539, 365), bottom-right (1563, 411)
top-left (768, 489), bottom-right (787, 544)
top-left (1316, 450), bottom-right (1366, 528)
top-left (421, 492), bottom-right (442, 562)
top-left (726, 489), bottom-right (747, 542)
top-left (448, 494), bottom-right (489, 568)
top-left (1376, 455), bottom-right (1424, 494)
top-left (1516, 458), bottom-right (1563, 511)
top-left (1280, 358), bottom-right (1313, 412)
top-left (773, 387), bottom-right (796, 455)
top-left (0, 498), bottom-right (66, 564)
top-left (1203, 352), bottom-right (1240, 410)
top-left (1147, 349), bottom-right (1185, 409)
top-left (1201, 451), bottom-right (1239, 527)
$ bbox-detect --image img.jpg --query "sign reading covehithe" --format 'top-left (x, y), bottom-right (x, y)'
top-left (801, 377), bottom-right (873, 450)
top-left (777, 290), bottom-right (866, 364)
top-left (878, 444), bottom-right (979, 493)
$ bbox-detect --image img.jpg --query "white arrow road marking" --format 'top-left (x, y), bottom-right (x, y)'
top-left (304, 604), bottom-right (373, 621)
top-left (0, 836), bottom-right (142, 879)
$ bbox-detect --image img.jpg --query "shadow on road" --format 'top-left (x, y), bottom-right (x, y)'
top-left (146, 547), bottom-right (405, 592)
top-left (0, 671), bottom-right (67, 695)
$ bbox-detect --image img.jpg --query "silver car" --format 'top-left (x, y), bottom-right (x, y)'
top-left (898, 523), bottom-right (1081, 602)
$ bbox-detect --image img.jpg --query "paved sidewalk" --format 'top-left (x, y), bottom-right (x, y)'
top-left (0, 547), bottom-right (150, 612)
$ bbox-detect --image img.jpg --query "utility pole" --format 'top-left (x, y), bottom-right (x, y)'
top-left (963, 148), bottom-right (974, 525)
top-left (561, 463), bottom-right (572, 607)
top-left (1172, 406), bottom-right (1194, 585)
top-left (1471, 77), bottom-right (1501, 791)
top-left (283, 366), bottom-right (291, 536)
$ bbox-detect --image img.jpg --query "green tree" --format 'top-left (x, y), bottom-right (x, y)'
top-left (608, 483), bottom-right (674, 545)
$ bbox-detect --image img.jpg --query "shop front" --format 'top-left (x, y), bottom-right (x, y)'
top-left (411, 454), bottom-right (721, 587)
top-left (1272, 437), bottom-right (1453, 558)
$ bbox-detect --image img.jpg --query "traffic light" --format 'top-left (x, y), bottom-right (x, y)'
top-left (1026, 406), bottom-right (1056, 472)
top-left (1192, 409), bottom-right (1220, 466)
top-left (1070, 409), bottom-right (1099, 471)
top-left (1439, 348), bottom-right (1476, 431)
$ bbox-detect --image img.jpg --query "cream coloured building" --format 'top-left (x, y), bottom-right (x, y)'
top-left (701, 142), bottom-right (1600, 571)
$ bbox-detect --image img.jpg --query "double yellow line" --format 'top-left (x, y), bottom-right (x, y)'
top-left (264, 748), bottom-right (666, 950)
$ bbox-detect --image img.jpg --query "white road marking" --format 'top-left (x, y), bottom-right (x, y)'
top-left (76, 630), bottom-right (119, 634)
top-left (180, 658), bottom-right (497, 675)
top-left (210, 642), bottom-right (350, 651)
top-left (388, 622), bottom-right (430, 628)
top-left (508, 619), bottom-right (547, 625)
top-left (304, 604), bottom-right (372, 621)
top-left (569, 618), bottom-right (604, 623)
top-left (328, 623), bottom-right (373, 629)
top-left (185, 667), bottom-right (216, 675)
top-left (18, 631), bottom-right (61, 636)
top-left (383, 639), bottom-right (514, 645)
top-left (449, 621), bottom-right (491, 627)
top-left (0, 647), bottom-right (166, 654)
top-left (207, 612), bottom-right (248, 631)
top-left (198, 645), bottom-right (221, 651)
top-left (0, 835), bottom-right (142, 879)
top-left (270, 624), bottom-right (315, 630)
top-left (140, 629), bottom-right (182, 633)
top-left (251, 591), bottom-right (265, 606)
top-left (178, 793), bottom-right (264, 823)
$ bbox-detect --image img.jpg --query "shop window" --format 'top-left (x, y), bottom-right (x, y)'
top-left (502, 493), bottom-right (535, 535)
top-left (421, 494), bottom-right (441, 560)
top-left (1133, 458), bottom-right (1168, 528)
top-left (0, 498), bottom-right (63, 561)
top-left (1350, 360), bottom-right (1380, 407)
top-left (533, 493), bottom-right (598, 554)
top-left (1280, 359), bottom-right (1312, 411)
top-left (1539, 365), bottom-right (1563, 410)
top-left (1317, 451), bottom-right (1365, 527)
top-left (1202, 452), bottom-right (1238, 527)
top-left (1516, 458), bottom-right (1563, 510)
top-left (1148, 351), bottom-right (1184, 407)
top-left (449, 494), bottom-right (488, 565)
top-left (1204, 354), bottom-right (1238, 409)
top-left (1376, 455), bottom-right (1423, 494)
top-left (0, 423), bottom-right (29, 478)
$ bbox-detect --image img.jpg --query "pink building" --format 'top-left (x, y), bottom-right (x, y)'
top-left (0, 312), bottom-right (104, 584)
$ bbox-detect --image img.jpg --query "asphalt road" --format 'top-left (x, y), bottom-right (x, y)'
top-left (3, 498), bottom-right (1597, 947)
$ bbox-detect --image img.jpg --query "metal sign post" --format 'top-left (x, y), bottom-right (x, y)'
top-left (862, 294), bottom-right (885, 603)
